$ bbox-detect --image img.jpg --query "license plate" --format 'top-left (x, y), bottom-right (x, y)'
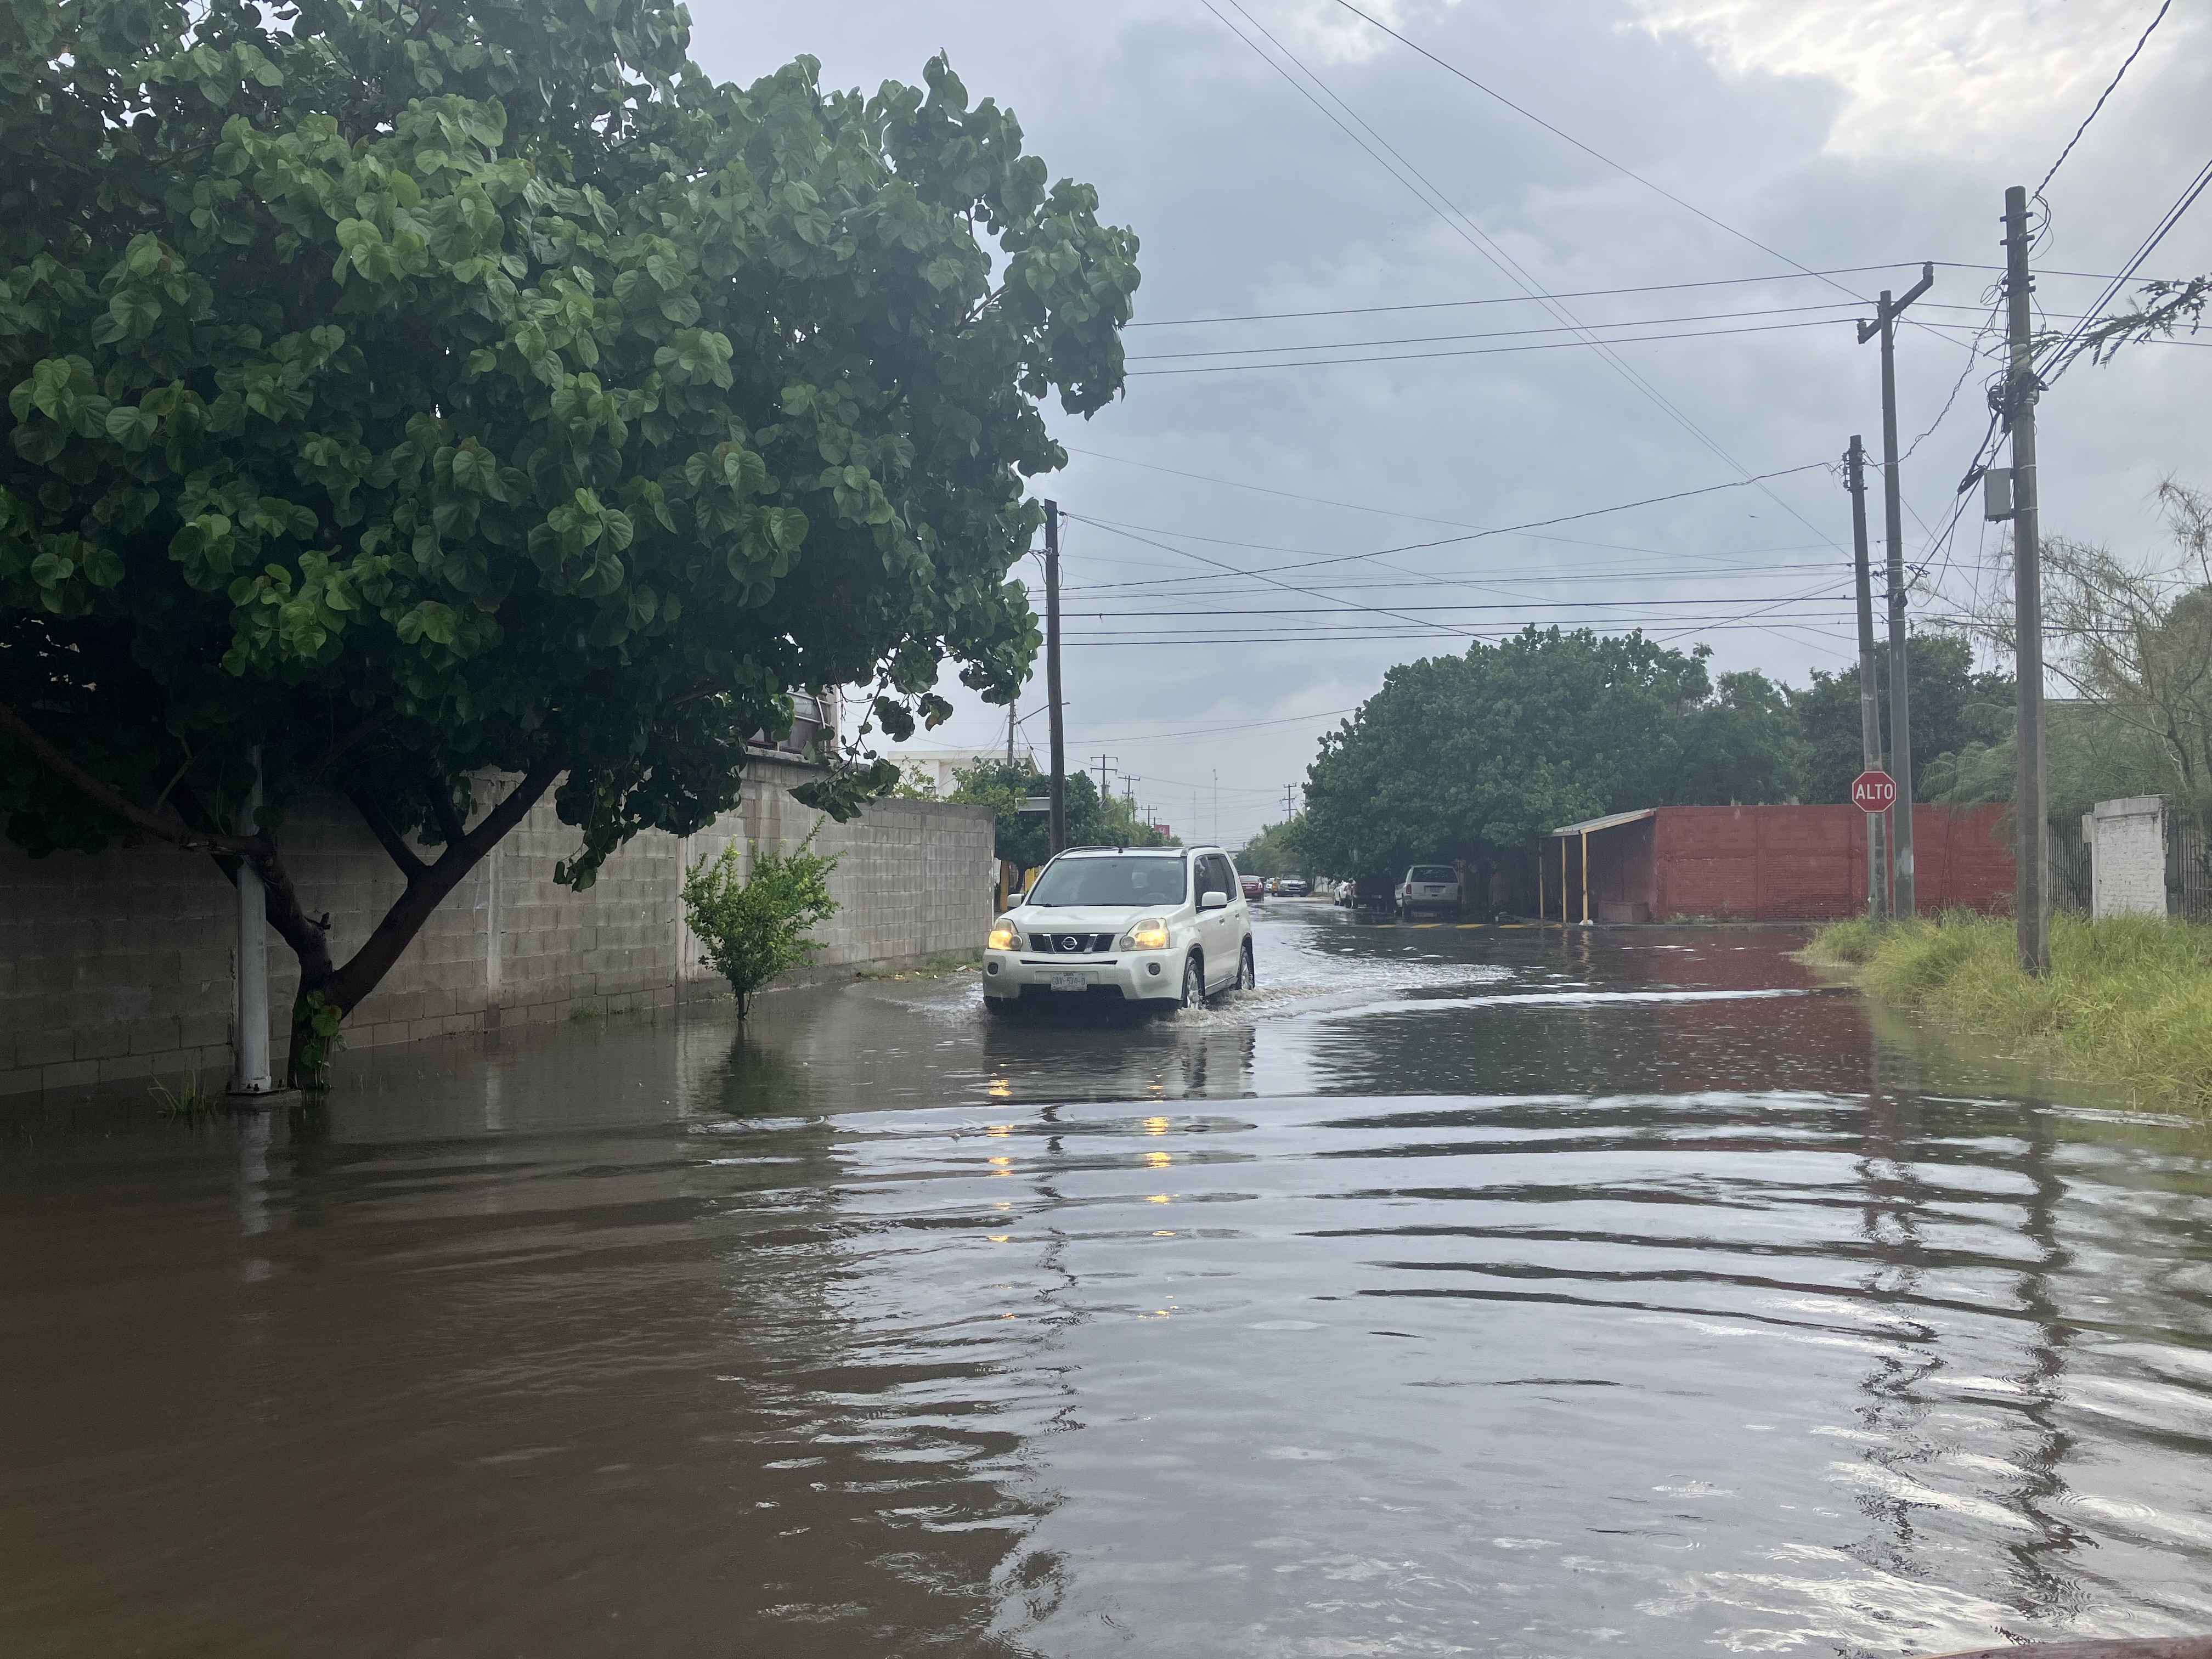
top-left (1050, 973), bottom-right (1089, 992)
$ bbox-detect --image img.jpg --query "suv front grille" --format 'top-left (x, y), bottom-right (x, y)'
top-left (1029, 932), bottom-right (1117, 955)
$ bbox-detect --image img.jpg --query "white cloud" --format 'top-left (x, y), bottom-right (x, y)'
top-left (1626, 0), bottom-right (2180, 160)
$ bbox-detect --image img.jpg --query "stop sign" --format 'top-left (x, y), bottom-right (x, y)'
top-left (1852, 770), bottom-right (1897, 812)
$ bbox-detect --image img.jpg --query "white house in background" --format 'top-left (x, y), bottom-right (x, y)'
top-left (896, 743), bottom-right (1034, 797)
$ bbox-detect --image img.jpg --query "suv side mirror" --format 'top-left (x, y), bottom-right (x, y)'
top-left (1199, 889), bottom-right (1229, 911)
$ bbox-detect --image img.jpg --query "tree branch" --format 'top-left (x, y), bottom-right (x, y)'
top-left (0, 699), bottom-right (269, 858)
top-left (345, 785), bottom-right (427, 881)
top-left (459, 749), bottom-right (567, 862)
top-left (425, 771), bottom-right (467, 850)
top-left (306, 708), bottom-right (390, 781)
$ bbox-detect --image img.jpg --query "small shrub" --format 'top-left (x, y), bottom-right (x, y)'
top-left (682, 828), bottom-right (840, 1019)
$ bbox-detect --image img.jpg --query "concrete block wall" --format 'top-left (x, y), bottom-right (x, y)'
top-left (2087, 795), bottom-right (2169, 919)
top-left (1, 754), bottom-right (995, 1096)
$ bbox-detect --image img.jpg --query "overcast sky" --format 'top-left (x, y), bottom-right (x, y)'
top-left (696, 0), bottom-right (2211, 848)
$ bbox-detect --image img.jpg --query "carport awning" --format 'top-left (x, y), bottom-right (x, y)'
top-left (1548, 808), bottom-right (1656, 838)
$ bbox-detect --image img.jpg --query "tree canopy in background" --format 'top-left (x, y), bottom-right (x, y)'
top-left (1787, 635), bottom-right (2013, 804)
top-left (1298, 624), bottom-right (2023, 889)
top-left (949, 757), bottom-right (1169, 871)
top-left (1233, 816), bottom-right (1306, 879)
top-left (1301, 627), bottom-right (1718, 888)
top-left (0, 0), bottom-right (1137, 1076)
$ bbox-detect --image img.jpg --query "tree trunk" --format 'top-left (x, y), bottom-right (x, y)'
top-left (274, 753), bottom-right (568, 1086)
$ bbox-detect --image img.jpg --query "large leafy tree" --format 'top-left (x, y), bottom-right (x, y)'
top-left (1299, 627), bottom-right (1831, 891)
top-left (1786, 634), bottom-right (2012, 804)
top-left (0, 0), bottom-right (1138, 1079)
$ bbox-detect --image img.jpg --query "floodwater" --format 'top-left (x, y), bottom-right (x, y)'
top-left (5, 910), bottom-right (2212, 1658)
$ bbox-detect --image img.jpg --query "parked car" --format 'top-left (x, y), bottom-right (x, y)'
top-left (1395, 864), bottom-right (1462, 917)
top-left (1242, 874), bottom-right (1264, 901)
top-left (1277, 875), bottom-right (1310, 898)
top-left (984, 845), bottom-right (1255, 1015)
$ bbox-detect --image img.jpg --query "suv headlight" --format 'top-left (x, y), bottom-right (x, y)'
top-left (1119, 916), bottom-right (1170, 951)
top-left (988, 921), bottom-right (1019, 951)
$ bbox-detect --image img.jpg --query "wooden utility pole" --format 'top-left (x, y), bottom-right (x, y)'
top-left (1847, 435), bottom-right (1887, 922)
top-left (1045, 501), bottom-right (1066, 854)
top-left (1858, 263), bottom-right (1934, 917)
top-left (2004, 187), bottom-right (2050, 974)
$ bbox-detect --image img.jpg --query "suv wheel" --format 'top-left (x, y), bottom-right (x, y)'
top-left (1236, 940), bottom-right (1255, 991)
top-left (1180, 954), bottom-right (1206, 1010)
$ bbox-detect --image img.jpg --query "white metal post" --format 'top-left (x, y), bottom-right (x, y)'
top-left (230, 749), bottom-right (275, 1096)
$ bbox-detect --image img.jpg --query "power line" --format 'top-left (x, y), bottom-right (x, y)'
top-left (1062, 621), bottom-right (1860, 646)
top-left (2036, 1), bottom-right (2173, 201)
top-left (1058, 462), bottom-right (1831, 590)
top-left (1321, 0), bottom-right (1878, 311)
top-left (1127, 300), bottom-right (1858, 359)
top-left (1127, 315), bottom-right (1846, 375)
top-left (1060, 509), bottom-right (1834, 567)
top-left (1068, 595), bottom-right (1850, 617)
top-left (1127, 266), bottom-right (1931, 329)
top-left (2038, 152), bottom-right (2212, 385)
top-left (1128, 264), bottom-right (2174, 331)
top-left (1066, 562), bottom-right (1844, 597)
top-left (1201, 0), bottom-right (1847, 556)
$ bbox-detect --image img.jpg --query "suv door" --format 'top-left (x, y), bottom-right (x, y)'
top-left (1195, 854), bottom-right (1239, 989)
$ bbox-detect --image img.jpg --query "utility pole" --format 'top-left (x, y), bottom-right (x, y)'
top-left (1006, 698), bottom-right (1016, 766)
top-left (1847, 435), bottom-right (1887, 922)
top-left (1282, 782), bottom-right (1299, 822)
top-left (2003, 186), bottom-right (2049, 974)
top-left (1858, 262), bottom-right (1934, 918)
top-left (1090, 753), bottom-right (1119, 801)
top-left (1045, 501), bottom-right (1066, 855)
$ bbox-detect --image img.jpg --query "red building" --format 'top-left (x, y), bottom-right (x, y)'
top-left (1538, 803), bottom-right (2014, 923)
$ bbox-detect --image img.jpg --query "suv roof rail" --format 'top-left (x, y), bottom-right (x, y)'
top-left (1062, 844), bottom-right (1182, 854)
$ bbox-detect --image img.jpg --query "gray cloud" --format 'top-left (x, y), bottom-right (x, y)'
top-left (695, 0), bottom-right (2212, 845)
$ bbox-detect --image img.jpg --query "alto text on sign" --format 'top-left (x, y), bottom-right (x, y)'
top-left (1853, 770), bottom-right (1898, 812)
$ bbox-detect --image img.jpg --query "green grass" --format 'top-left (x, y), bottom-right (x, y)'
top-left (1806, 910), bottom-right (2212, 1111)
top-left (149, 1071), bottom-right (220, 1120)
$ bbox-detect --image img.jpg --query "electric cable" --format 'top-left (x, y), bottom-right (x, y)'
top-left (1126, 316), bottom-right (1844, 375)
top-left (2035, 1), bottom-right (2172, 202)
top-left (1202, 0), bottom-right (1847, 555)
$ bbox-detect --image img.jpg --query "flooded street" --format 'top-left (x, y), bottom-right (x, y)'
top-left (6, 907), bottom-right (2212, 1657)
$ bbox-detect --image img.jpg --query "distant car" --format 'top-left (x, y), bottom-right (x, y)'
top-left (1277, 876), bottom-right (1310, 898)
top-left (1242, 874), bottom-right (1264, 901)
top-left (1395, 864), bottom-right (1462, 918)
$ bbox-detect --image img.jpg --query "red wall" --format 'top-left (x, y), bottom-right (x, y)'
top-left (1649, 804), bottom-right (2012, 920)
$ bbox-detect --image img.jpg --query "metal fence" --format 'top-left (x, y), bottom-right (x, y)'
top-left (2175, 814), bottom-right (2211, 921)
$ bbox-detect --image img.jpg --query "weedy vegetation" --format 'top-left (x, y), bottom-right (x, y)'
top-left (1807, 911), bottom-right (2212, 1111)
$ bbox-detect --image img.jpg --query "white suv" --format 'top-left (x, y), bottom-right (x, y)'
top-left (983, 845), bottom-right (1254, 1015)
top-left (1395, 863), bottom-right (1463, 918)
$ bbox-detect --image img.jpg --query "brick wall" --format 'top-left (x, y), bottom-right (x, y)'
top-left (0, 754), bottom-right (995, 1096)
top-left (2086, 795), bottom-right (2168, 919)
top-left (1647, 804), bottom-right (2013, 921)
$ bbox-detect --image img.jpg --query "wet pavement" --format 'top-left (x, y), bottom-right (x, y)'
top-left (5, 905), bottom-right (2212, 1657)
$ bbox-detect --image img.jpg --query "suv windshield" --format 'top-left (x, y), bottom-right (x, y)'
top-left (1410, 866), bottom-right (1457, 884)
top-left (1028, 855), bottom-right (1187, 909)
